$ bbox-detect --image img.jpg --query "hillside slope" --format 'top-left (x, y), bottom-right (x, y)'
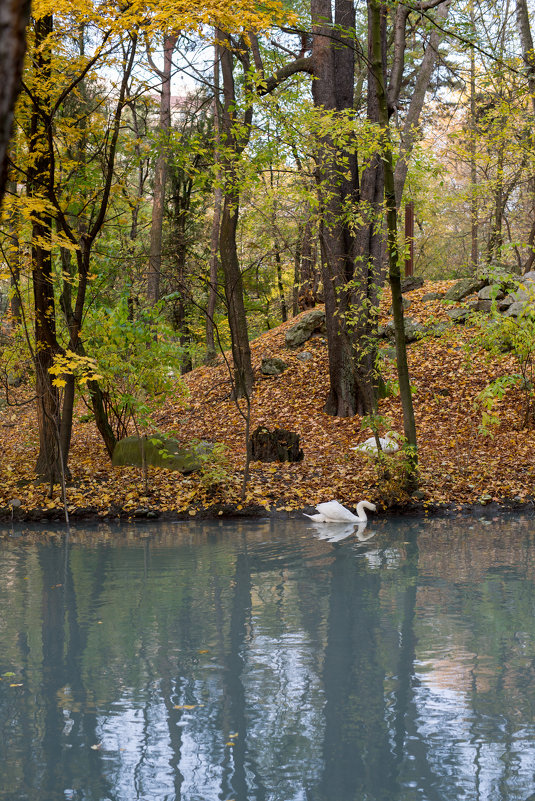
top-left (1, 281), bottom-right (533, 521)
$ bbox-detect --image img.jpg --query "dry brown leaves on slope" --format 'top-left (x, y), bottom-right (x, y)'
top-left (1, 280), bottom-right (534, 520)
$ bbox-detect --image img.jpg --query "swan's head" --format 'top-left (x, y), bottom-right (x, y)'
top-left (356, 500), bottom-right (377, 513)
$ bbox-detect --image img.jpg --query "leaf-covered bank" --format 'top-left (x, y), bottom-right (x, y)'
top-left (1, 281), bottom-right (535, 525)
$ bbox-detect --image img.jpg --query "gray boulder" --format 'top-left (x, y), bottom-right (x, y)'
top-left (478, 284), bottom-right (504, 301)
top-left (422, 291), bottom-right (444, 301)
top-left (446, 307), bottom-right (472, 324)
top-left (504, 301), bottom-right (535, 318)
top-left (285, 309), bottom-right (326, 348)
top-left (443, 277), bottom-right (487, 301)
top-left (401, 276), bottom-right (425, 293)
top-left (468, 299), bottom-right (492, 313)
top-left (112, 435), bottom-right (207, 473)
top-left (379, 317), bottom-right (427, 343)
top-left (261, 357), bottom-right (288, 376)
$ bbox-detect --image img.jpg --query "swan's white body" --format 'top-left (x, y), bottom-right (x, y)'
top-left (304, 500), bottom-right (376, 523)
top-left (352, 433), bottom-right (399, 454)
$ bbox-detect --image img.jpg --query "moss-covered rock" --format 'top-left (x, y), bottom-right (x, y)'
top-left (112, 435), bottom-right (204, 473)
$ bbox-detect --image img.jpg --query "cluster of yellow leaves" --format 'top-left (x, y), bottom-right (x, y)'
top-left (49, 351), bottom-right (102, 388)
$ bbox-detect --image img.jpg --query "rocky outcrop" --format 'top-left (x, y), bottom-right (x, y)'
top-left (379, 317), bottom-right (447, 342)
top-left (443, 277), bottom-right (487, 301)
top-left (285, 309), bottom-right (326, 348)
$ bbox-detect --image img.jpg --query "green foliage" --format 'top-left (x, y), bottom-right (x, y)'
top-left (475, 301), bottom-right (535, 431)
top-left (83, 297), bottom-right (187, 437)
top-left (195, 441), bottom-right (230, 493)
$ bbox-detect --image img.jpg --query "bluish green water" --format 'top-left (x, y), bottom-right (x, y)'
top-left (2, 514), bottom-right (535, 801)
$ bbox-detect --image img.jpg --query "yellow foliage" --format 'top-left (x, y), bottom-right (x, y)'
top-left (31, 0), bottom-right (295, 36)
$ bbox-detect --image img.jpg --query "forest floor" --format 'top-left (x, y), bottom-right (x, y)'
top-left (1, 279), bottom-right (535, 526)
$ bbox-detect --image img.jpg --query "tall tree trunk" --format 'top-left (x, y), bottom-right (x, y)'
top-left (270, 165), bottom-right (287, 322)
top-left (515, 0), bottom-right (535, 272)
top-left (28, 13), bottom-right (63, 485)
top-left (6, 179), bottom-right (22, 325)
top-left (469, 5), bottom-right (478, 273)
top-left (206, 42), bottom-right (222, 362)
top-left (311, 0), bottom-right (375, 417)
top-left (516, 0), bottom-right (535, 117)
top-left (147, 33), bottom-right (177, 304)
top-left (393, 0), bottom-right (451, 207)
top-left (0, 0), bottom-right (30, 203)
top-left (217, 29), bottom-right (254, 398)
top-left (369, 0), bottom-right (417, 486)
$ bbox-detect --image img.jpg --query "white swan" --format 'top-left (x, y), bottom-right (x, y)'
top-left (352, 432), bottom-right (399, 454)
top-left (304, 500), bottom-right (376, 523)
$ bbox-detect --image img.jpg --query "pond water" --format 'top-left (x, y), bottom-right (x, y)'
top-left (2, 514), bottom-right (535, 801)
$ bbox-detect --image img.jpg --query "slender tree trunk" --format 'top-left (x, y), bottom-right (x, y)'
top-left (217, 29), bottom-right (254, 397)
top-left (206, 42), bottom-right (222, 362)
top-left (147, 33), bottom-right (177, 304)
top-left (393, 0), bottom-right (451, 207)
top-left (486, 140), bottom-right (505, 265)
top-left (469, 6), bottom-right (478, 273)
top-left (515, 0), bottom-right (535, 272)
top-left (516, 0), bottom-right (535, 117)
top-left (270, 174), bottom-right (287, 321)
top-left (369, 0), bottom-right (417, 486)
top-left (6, 179), bottom-right (22, 325)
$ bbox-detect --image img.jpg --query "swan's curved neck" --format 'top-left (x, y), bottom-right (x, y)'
top-left (355, 501), bottom-right (370, 521)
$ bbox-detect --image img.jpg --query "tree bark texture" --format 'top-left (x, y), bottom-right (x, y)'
top-left (393, 0), bottom-right (451, 207)
top-left (0, 0), bottom-right (30, 202)
top-left (217, 29), bottom-right (255, 397)
top-left (369, 0), bottom-right (417, 483)
top-left (28, 14), bottom-right (64, 484)
top-left (206, 42), bottom-right (222, 361)
top-left (147, 34), bottom-right (177, 304)
top-left (311, 0), bottom-right (376, 417)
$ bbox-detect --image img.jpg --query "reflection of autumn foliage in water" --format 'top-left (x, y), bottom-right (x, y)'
top-left (1, 281), bottom-right (534, 520)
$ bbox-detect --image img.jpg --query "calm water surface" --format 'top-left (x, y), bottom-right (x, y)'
top-left (1, 514), bottom-right (535, 801)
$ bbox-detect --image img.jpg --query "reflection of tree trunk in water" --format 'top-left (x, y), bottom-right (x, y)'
top-left (17, 550), bottom-right (39, 784)
top-left (154, 547), bottom-right (186, 798)
top-left (221, 550), bottom-right (267, 801)
top-left (396, 537), bottom-right (459, 801)
top-left (38, 545), bottom-right (70, 795)
top-left (392, 532), bottom-right (419, 765)
top-left (69, 544), bottom-right (115, 796)
top-left (319, 554), bottom-right (394, 801)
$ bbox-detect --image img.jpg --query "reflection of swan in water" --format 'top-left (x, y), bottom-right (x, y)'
top-left (310, 521), bottom-right (376, 544)
top-left (304, 500), bottom-right (376, 523)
